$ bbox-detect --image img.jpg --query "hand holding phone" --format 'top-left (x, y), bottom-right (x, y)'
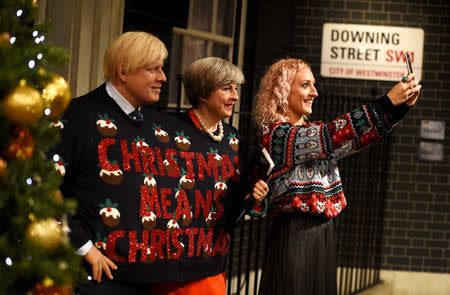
top-left (404, 52), bottom-right (413, 74)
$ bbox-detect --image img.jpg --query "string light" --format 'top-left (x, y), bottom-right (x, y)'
top-left (10, 37), bottom-right (16, 44)
top-left (53, 154), bottom-right (60, 162)
top-left (26, 178), bottom-right (33, 185)
top-left (40, 36), bottom-right (45, 42)
top-left (37, 53), bottom-right (43, 60)
top-left (32, 31), bottom-right (38, 37)
top-left (28, 60), bottom-right (36, 69)
top-left (44, 108), bottom-right (51, 116)
top-left (5, 257), bottom-right (13, 266)
top-left (35, 37), bottom-right (40, 44)
top-left (87, 276), bottom-right (92, 281)
top-left (16, 10), bottom-right (23, 17)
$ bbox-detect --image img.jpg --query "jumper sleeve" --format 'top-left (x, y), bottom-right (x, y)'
top-left (263, 96), bottom-right (409, 173)
top-left (51, 100), bottom-right (92, 249)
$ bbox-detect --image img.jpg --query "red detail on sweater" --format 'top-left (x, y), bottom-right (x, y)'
top-left (194, 189), bottom-right (212, 220)
top-left (179, 151), bottom-right (196, 179)
top-left (128, 230), bottom-right (149, 263)
top-left (164, 148), bottom-right (181, 177)
top-left (212, 229), bottom-right (229, 256)
top-left (171, 228), bottom-right (184, 259)
top-left (220, 154), bottom-right (235, 181)
top-left (150, 229), bottom-right (165, 260)
top-left (154, 147), bottom-right (166, 176)
top-left (106, 230), bottom-right (126, 262)
top-left (98, 138), bottom-right (119, 171)
top-left (185, 227), bottom-right (198, 258)
top-left (196, 152), bottom-right (219, 180)
top-left (175, 190), bottom-right (191, 220)
top-left (120, 140), bottom-right (141, 172)
top-left (196, 227), bottom-right (213, 257)
top-left (140, 146), bottom-right (159, 176)
top-left (160, 188), bottom-right (173, 219)
top-left (140, 185), bottom-right (162, 218)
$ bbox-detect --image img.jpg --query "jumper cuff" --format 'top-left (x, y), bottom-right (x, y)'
top-left (376, 95), bottom-right (412, 121)
top-left (75, 240), bottom-right (93, 256)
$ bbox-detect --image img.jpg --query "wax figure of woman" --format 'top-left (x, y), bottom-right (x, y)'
top-left (54, 31), bottom-right (267, 295)
top-left (252, 58), bottom-right (421, 295)
top-left (150, 56), bottom-right (269, 294)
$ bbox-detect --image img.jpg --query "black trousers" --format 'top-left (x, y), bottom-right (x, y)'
top-left (76, 279), bottom-right (151, 295)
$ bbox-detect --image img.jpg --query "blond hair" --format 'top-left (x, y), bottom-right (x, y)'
top-left (183, 57), bottom-right (244, 107)
top-left (252, 58), bottom-right (311, 130)
top-left (103, 31), bottom-right (168, 83)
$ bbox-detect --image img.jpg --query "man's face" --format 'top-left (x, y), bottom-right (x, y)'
top-left (119, 60), bottom-right (167, 107)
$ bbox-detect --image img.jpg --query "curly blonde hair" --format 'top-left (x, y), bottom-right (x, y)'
top-left (252, 58), bottom-right (311, 130)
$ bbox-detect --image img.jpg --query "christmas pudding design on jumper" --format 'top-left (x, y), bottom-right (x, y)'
top-left (134, 136), bottom-right (149, 149)
top-left (163, 154), bottom-right (178, 174)
top-left (49, 120), bottom-right (64, 130)
top-left (142, 206), bottom-right (157, 230)
top-left (167, 213), bottom-right (180, 233)
top-left (214, 180), bottom-right (227, 192)
top-left (208, 148), bottom-right (222, 167)
top-left (152, 124), bottom-right (170, 143)
top-left (181, 209), bottom-right (193, 227)
top-left (95, 233), bottom-right (107, 250)
top-left (228, 133), bottom-right (239, 152)
top-left (96, 113), bottom-right (117, 137)
top-left (54, 158), bottom-right (67, 176)
top-left (143, 173), bottom-right (157, 188)
top-left (99, 161), bottom-right (123, 185)
top-left (179, 168), bottom-right (195, 190)
top-left (99, 199), bottom-right (120, 227)
top-left (174, 131), bottom-right (191, 151)
top-left (205, 204), bottom-right (217, 227)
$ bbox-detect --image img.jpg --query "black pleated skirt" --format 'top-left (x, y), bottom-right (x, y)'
top-left (259, 213), bottom-right (337, 295)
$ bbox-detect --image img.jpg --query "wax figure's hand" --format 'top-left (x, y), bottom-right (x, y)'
top-left (387, 73), bottom-right (422, 106)
top-left (251, 180), bottom-right (269, 204)
top-left (85, 246), bottom-right (118, 282)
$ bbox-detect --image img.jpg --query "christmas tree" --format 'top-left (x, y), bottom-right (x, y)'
top-left (0, 0), bottom-right (82, 294)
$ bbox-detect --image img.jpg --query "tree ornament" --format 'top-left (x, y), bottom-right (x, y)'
top-left (41, 75), bottom-right (71, 118)
top-left (33, 280), bottom-right (72, 295)
top-left (5, 127), bottom-right (35, 160)
top-left (0, 32), bottom-right (11, 45)
top-left (26, 218), bottom-right (62, 251)
top-left (0, 157), bottom-right (7, 182)
top-left (53, 190), bottom-right (64, 204)
top-left (3, 80), bottom-right (43, 125)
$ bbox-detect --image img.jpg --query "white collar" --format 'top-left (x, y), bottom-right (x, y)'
top-left (105, 81), bottom-right (139, 115)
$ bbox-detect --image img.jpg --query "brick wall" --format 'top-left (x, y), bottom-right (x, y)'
top-left (248, 0), bottom-right (450, 273)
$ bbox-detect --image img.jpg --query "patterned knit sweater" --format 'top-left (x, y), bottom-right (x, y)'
top-left (52, 84), bottom-right (245, 284)
top-left (259, 95), bottom-right (410, 219)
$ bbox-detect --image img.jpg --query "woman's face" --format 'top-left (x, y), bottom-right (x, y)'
top-left (203, 83), bottom-right (239, 122)
top-left (286, 68), bottom-right (318, 124)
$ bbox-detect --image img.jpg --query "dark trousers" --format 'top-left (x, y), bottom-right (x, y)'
top-left (76, 280), bottom-right (151, 295)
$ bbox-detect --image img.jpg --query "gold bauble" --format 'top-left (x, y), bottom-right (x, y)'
top-left (41, 75), bottom-right (71, 118)
top-left (3, 80), bottom-right (43, 125)
top-left (26, 218), bottom-right (62, 251)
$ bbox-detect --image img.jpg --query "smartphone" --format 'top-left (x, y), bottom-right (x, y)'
top-left (404, 52), bottom-right (413, 74)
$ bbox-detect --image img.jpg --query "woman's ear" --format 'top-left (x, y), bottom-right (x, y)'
top-left (199, 97), bottom-right (208, 103)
